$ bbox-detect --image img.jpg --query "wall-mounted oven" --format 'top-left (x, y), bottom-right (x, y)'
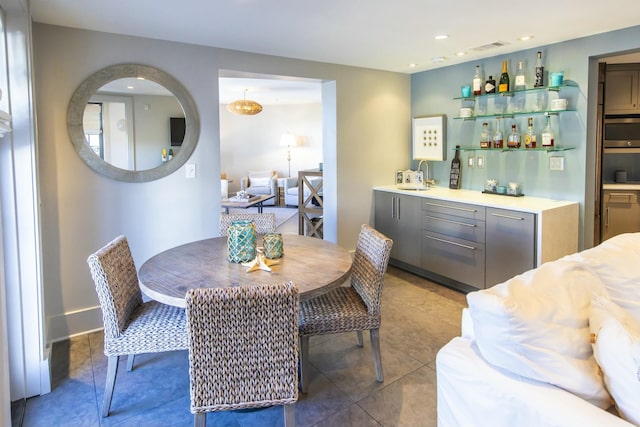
top-left (604, 116), bottom-right (640, 148)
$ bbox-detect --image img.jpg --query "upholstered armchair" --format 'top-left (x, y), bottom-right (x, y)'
top-left (284, 176), bottom-right (323, 207)
top-left (240, 170), bottom-right (277, 206)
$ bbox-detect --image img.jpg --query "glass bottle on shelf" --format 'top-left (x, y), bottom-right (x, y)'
top-left (449, 146), bottom-right (461, 189)
top-left (493, 117), bottom-right (503, 148)
top-left (514, 61), bottom-right (526, 91)
top-left (534, 51), bottom-right (544, 87)
top-left (498, 60), bottom-right (510, 93)
top-left (541, 113), bottom-right (555, 147)
top-left (507, 123), bottom-right (521, 148)
top-left (485, 75), bottom-right (496, 94)
top-left (480, 122), bottom-right (491, 148)
top-left (473, 65), bottom-right (482, 96)
top-left (524, 117), bottom-right (537, 149)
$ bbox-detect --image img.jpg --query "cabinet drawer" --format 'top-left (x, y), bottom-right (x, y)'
top-left (422, 231), bottom-right (485, 290)
top-left (422, 199), bottom-right (486, 221)
top-left (422, 212), bottom-right (485, 243)
top-left (604, 192), bottom-right (638, 204)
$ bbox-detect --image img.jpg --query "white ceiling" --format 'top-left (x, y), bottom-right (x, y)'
top-left (30, 0), bottom-right (640, 104)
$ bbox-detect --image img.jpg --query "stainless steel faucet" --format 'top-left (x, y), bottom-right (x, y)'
top-left (417, 160), bottom-right (436, 187)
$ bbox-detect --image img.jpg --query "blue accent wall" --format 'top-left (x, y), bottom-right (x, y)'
top-left (411, 25), bottom-right (640, 248)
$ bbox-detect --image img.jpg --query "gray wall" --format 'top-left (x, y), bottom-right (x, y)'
top-left (411, 25), bottom-right (640, 250)
top-left (32, 24), bottom-right (411, 342)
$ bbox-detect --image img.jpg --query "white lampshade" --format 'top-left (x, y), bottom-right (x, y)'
top-left (280, 133), bottom-right (297, 147)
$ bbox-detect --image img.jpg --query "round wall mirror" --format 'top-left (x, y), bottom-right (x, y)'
top-left (67, 64), bottom-right (200, 182)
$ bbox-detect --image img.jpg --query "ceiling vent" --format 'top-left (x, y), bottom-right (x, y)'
top-left (471, 41), bottom-right (510, 52)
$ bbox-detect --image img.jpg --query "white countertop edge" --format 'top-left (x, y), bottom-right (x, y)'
top-left (373, 185), bottom-right (578, 213)
top-left (602, 183), bottom-right (640, 190)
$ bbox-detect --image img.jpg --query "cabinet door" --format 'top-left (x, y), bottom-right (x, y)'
top-left (485, 208), bottom-right (535, 287)
top-left (605, 70), bottom-right (639, 115)
top-left (602, 191), bottom-right (640, 241)
top-left (395, 194), bottom-right (422, 267)
top-left (374, 191), bottom-right (398, 258)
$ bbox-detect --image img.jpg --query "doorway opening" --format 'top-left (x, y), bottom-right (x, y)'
top-left (218, 70), bottom-right (337, 240)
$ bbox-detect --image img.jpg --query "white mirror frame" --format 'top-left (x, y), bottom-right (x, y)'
top-left (67, 64), bottom-right (200, 182)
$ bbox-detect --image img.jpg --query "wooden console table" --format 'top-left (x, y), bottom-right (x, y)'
top-left (298, 169), bottom-right (323, 238)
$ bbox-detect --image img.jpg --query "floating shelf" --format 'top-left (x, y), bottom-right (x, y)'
top-left (454, 146), bottom-right (575, 153)
top-left (453, 109), bottom-right (575, 120)
top-left (453, 82), bottom-right (579, 101)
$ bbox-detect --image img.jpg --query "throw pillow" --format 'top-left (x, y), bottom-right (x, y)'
top-left (248, 170), bottom-right (274, 179)
top-left (565, 232), bottom-right (640, 322)
top-left (250, 177), bottom-right (271, 188)
top-left (590, 294), bottom-right (640, 425)
top-left (467, 259), bottom-right (612, 408)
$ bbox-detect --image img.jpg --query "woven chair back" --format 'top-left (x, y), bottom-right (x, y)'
top-left (87, 235), bottom-right (142, 339)
top-left (185, 282), bottom-right (299, 413)
top-left (350, 224), bottom-right (394, 316)
top-left (219, 212), bottom-right (276, 236)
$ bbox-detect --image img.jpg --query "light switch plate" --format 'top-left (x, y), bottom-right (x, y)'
top-left (186, 163), bottom-right (196, 178)
top-left (477, 155), bottom-right (484, 169)
top-left (549, 156), bottom-right (564, 171)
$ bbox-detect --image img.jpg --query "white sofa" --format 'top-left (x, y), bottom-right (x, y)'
top-left (437, 232), bottom-right (640, 427)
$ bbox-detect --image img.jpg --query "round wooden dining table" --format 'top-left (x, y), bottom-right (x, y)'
top-left (138, 234), bottom-right (353, 307)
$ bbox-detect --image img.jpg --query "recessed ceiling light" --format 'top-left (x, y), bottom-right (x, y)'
top-left (518, 35), bottom-right (534, 41)
top-left (432, 56), bottom-right (446, 62)
top-left (408, 63), bottom-right (417, 68)
top-left (435, 34), bottom-right (449, 40)
top-left (455, 51), bottom-right (467, 56)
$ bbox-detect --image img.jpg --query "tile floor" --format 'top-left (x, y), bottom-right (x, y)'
top-left (14, 265), bottom-right (466, 427)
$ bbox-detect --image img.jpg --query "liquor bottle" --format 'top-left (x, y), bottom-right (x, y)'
top-left (168, 148), bottom-right (174, 160)
top-left (507, 123), bottom-right (521, 148)
top-left (449, 146), bottom-right (461, 189)
top-left (493, 117), bottom-right (503, 149)
top-left (534, 51), bottom-right (544, 87)
top-left (541, 113), bottom-right (554, 147)
top-left (498, 60), bottom-right (510, 93)
top-left (480, 122), bottom-right (491, 148)
top-left (485, 75), bottom-right (496, 94)
top-left (514, 61), bottom-right (526, 91)
top-left (473, 65), bottom-right (482, 96)
top-left (161, 148), bottom-right (167, 163)
top-left (524, 117), bottom-right (537, 149)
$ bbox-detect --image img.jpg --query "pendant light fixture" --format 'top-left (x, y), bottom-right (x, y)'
top-left (227, 89), bottom-right (263, 116)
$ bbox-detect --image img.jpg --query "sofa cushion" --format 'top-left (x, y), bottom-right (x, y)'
top-left (590, 294), bottom-right (640, 425)
top-left (467, 259), bottom-right (612, 408)
top-left (564, 233), bottom-right (640, 322)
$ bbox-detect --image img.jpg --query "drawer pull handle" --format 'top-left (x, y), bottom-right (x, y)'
top-left (609, 193), bottom-right (635, 197)
top-left (425, 215), bottom-right (476, 228)
top-left (491, 213), bottom-right (524, 221)
top-left (425, 235), bottom-right (476, 251)
top-left (425, 202), bottom-right (477, 213)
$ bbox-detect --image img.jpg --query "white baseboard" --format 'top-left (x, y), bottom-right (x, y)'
top-left (47, 305), bottom-right (103, 343)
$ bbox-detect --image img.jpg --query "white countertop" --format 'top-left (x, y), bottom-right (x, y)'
top-left (602, 182), bottom-right (640, 190)
top-left (374, 185), bottom-right (578, 213)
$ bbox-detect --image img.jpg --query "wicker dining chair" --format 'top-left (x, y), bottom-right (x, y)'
top-left (219, 212), bottom-right (276, 236)
top-left (298, 224), bottom-right (393, 393)
top-left (87, 235), bottom-right (188, 417)
top-left (185, 283), bottom-right (299, 427)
